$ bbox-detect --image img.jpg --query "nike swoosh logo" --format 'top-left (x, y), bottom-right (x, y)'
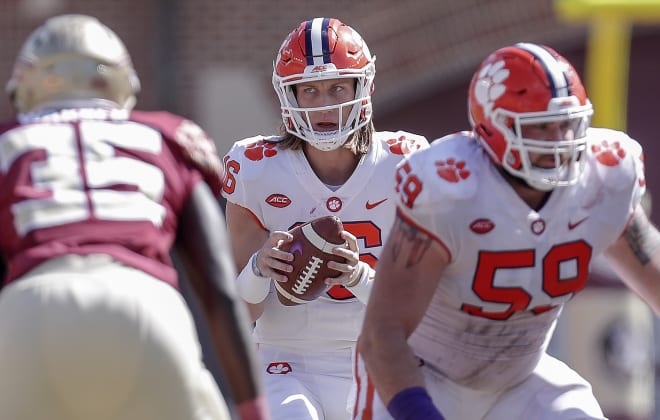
top-left (568, 217), bottom-right (589, 230)
top-left (366, 198), bottom-right (388, 210)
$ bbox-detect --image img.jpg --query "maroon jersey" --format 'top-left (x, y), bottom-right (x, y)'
top-left (0, 107), bottom-right (223, 288)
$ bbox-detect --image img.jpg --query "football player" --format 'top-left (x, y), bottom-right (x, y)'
top-left (0, 14), bottom-right (268, 420)
top-left (354, 42), bottom-right (660, 420)
top-left (221, 17), bottom-right (428, 420)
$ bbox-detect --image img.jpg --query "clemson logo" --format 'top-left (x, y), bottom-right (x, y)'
top-left (474, 59), bottom-right (509, 118)
top-left (591, 140), bottom-right (626, 167)
top-left (436, 158), bottom-right (470, 182)
top-left (387, 136), bottom-right (423, 155)
top-left (244, 140), bottom-right (278, 161)
top-left (266, 362), bottom-right (292, 375)
top-left (326, 197), bottom-right (342, 212)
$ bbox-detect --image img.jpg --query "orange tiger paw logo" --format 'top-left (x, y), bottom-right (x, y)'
top-left (592, 140), bottom-right (625, 166)
top-left (244, 140), bottom-right (278, 161)
top-left (436, 158), bottom-right (470, 182)
top-left (387, 136), bottom-right (421, 155)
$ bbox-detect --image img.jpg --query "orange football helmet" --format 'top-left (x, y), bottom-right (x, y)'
top-left (272, 17), bottom-right (375, 151)
top-left (468, 43), bottom-right (593, 190)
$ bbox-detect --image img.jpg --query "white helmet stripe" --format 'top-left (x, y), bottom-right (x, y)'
top-left (516, 42), bottom-right (569, 97)
top-left (308, 18), bottom-right (331, 66)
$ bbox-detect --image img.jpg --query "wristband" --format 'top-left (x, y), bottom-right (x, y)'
top-left (251, 251), bottom-right (265, 277)
top-left (236, 253), bottom-right (270, 304)
top-left (237, 395), bottom-right (270, 420)
top-left (387, 387), bottom-right (444, 420)
top-left (345, 259), bottom-right (365, 287)
top-left (346, 262), bottom-right (373, 304)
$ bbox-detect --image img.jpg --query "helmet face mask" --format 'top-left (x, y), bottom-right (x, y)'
top-left (6, 14), bottom-right (141, 114)
top-left (468, 42), bottom-right (593, 191)
top-left (272, 18), bottom-right (375, 151)
top-left (494, 100), bottom-right (592, 190)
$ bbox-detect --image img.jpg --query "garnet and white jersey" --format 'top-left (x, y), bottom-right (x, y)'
top-left (395, 128), bottom-right (645, 391)
top-left (0, 107), bottom-right (223, 288)
top-left (222, 131), bottom-right (428, 352)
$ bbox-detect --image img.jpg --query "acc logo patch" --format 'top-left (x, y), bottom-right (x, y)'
top-left (470, 218), bottom-right (494, 234)
top-left (266, 194), bottom-right (291, 208)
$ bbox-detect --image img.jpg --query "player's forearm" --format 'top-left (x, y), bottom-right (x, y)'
top-left (205, 297), bottom-right (263, 403)
top-left (358, 329), bottom-right (425, 404)
top-left (607, 208), bottom-right (660, 314)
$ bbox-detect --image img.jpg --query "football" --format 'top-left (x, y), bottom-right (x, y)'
top-left (274, 215), bottom-right (347, 306)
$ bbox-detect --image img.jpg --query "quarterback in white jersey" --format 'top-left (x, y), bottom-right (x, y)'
top-left (224, 131), bottom-right (425, 348)
top-left (355, 43), bottom-right (660, 420)
top-left (222, 18), bottom-right (428, 420)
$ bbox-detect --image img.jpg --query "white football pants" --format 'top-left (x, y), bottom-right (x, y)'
top-left (0, 254), bottom-right (230, 420)
top-left (353, 352), bottom-right (605, 420)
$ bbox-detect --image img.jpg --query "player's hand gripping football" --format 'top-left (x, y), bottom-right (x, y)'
top-left (252, 227), bottom-right (362, 286)
top-left (252, 216), bottom-right (366, 305)
top-left (252, 230), bottom-right (295, 283)
top-left (324, 230), bottom-right (364, 287)
top-left (252, 229), bottom-right (362, 285)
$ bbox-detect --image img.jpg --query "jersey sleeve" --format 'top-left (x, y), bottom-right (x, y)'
top-left (393, 134), bottom-right (479, 262)
top-left (130, 111), bottom-right (224, 196)
top-left (220, 135), bottom-right (277, 224)
top-left (586, 128), bottom-right (646, 229)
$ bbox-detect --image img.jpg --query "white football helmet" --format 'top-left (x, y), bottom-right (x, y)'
top-left (6, 14), bottom-right (141, 113)
top-left (272, 17), bottom-right (375, 151)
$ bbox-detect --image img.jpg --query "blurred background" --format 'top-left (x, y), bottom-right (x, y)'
top-left (2, 0), bottom-right (659, 419)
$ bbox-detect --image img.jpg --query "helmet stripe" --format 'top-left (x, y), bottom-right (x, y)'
top-left (516, 42), bottom-right (570, 98)
top-left (305, 18), bottom-right (332, 66)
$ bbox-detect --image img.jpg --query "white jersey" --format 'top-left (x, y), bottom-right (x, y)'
top-left (396, 128), bottom-right (645, 391)
top-left (222, 131), bottom-right (429, 352)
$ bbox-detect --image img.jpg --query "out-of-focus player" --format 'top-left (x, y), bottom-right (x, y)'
top-left (354, 42), bottom-right (660, 420)
top-left (0, 14), bottom-right (268, 420)
top-left (221, 17), bottom-right (428, 419)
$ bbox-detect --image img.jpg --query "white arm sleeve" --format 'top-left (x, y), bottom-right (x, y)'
top-left (236, 253), bottom-right (271, 304)
top-left (347, 262), bottom-right (375, 304)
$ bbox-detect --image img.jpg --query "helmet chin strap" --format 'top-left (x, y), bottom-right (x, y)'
top-left (525, 164), bottom-right (576, 191)
top-left (525, 178), bottom-right (556, 192)
top-left (302, 127), bottom-right (352, 151)
top-left (498, 165), bottom-right (556, 192)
